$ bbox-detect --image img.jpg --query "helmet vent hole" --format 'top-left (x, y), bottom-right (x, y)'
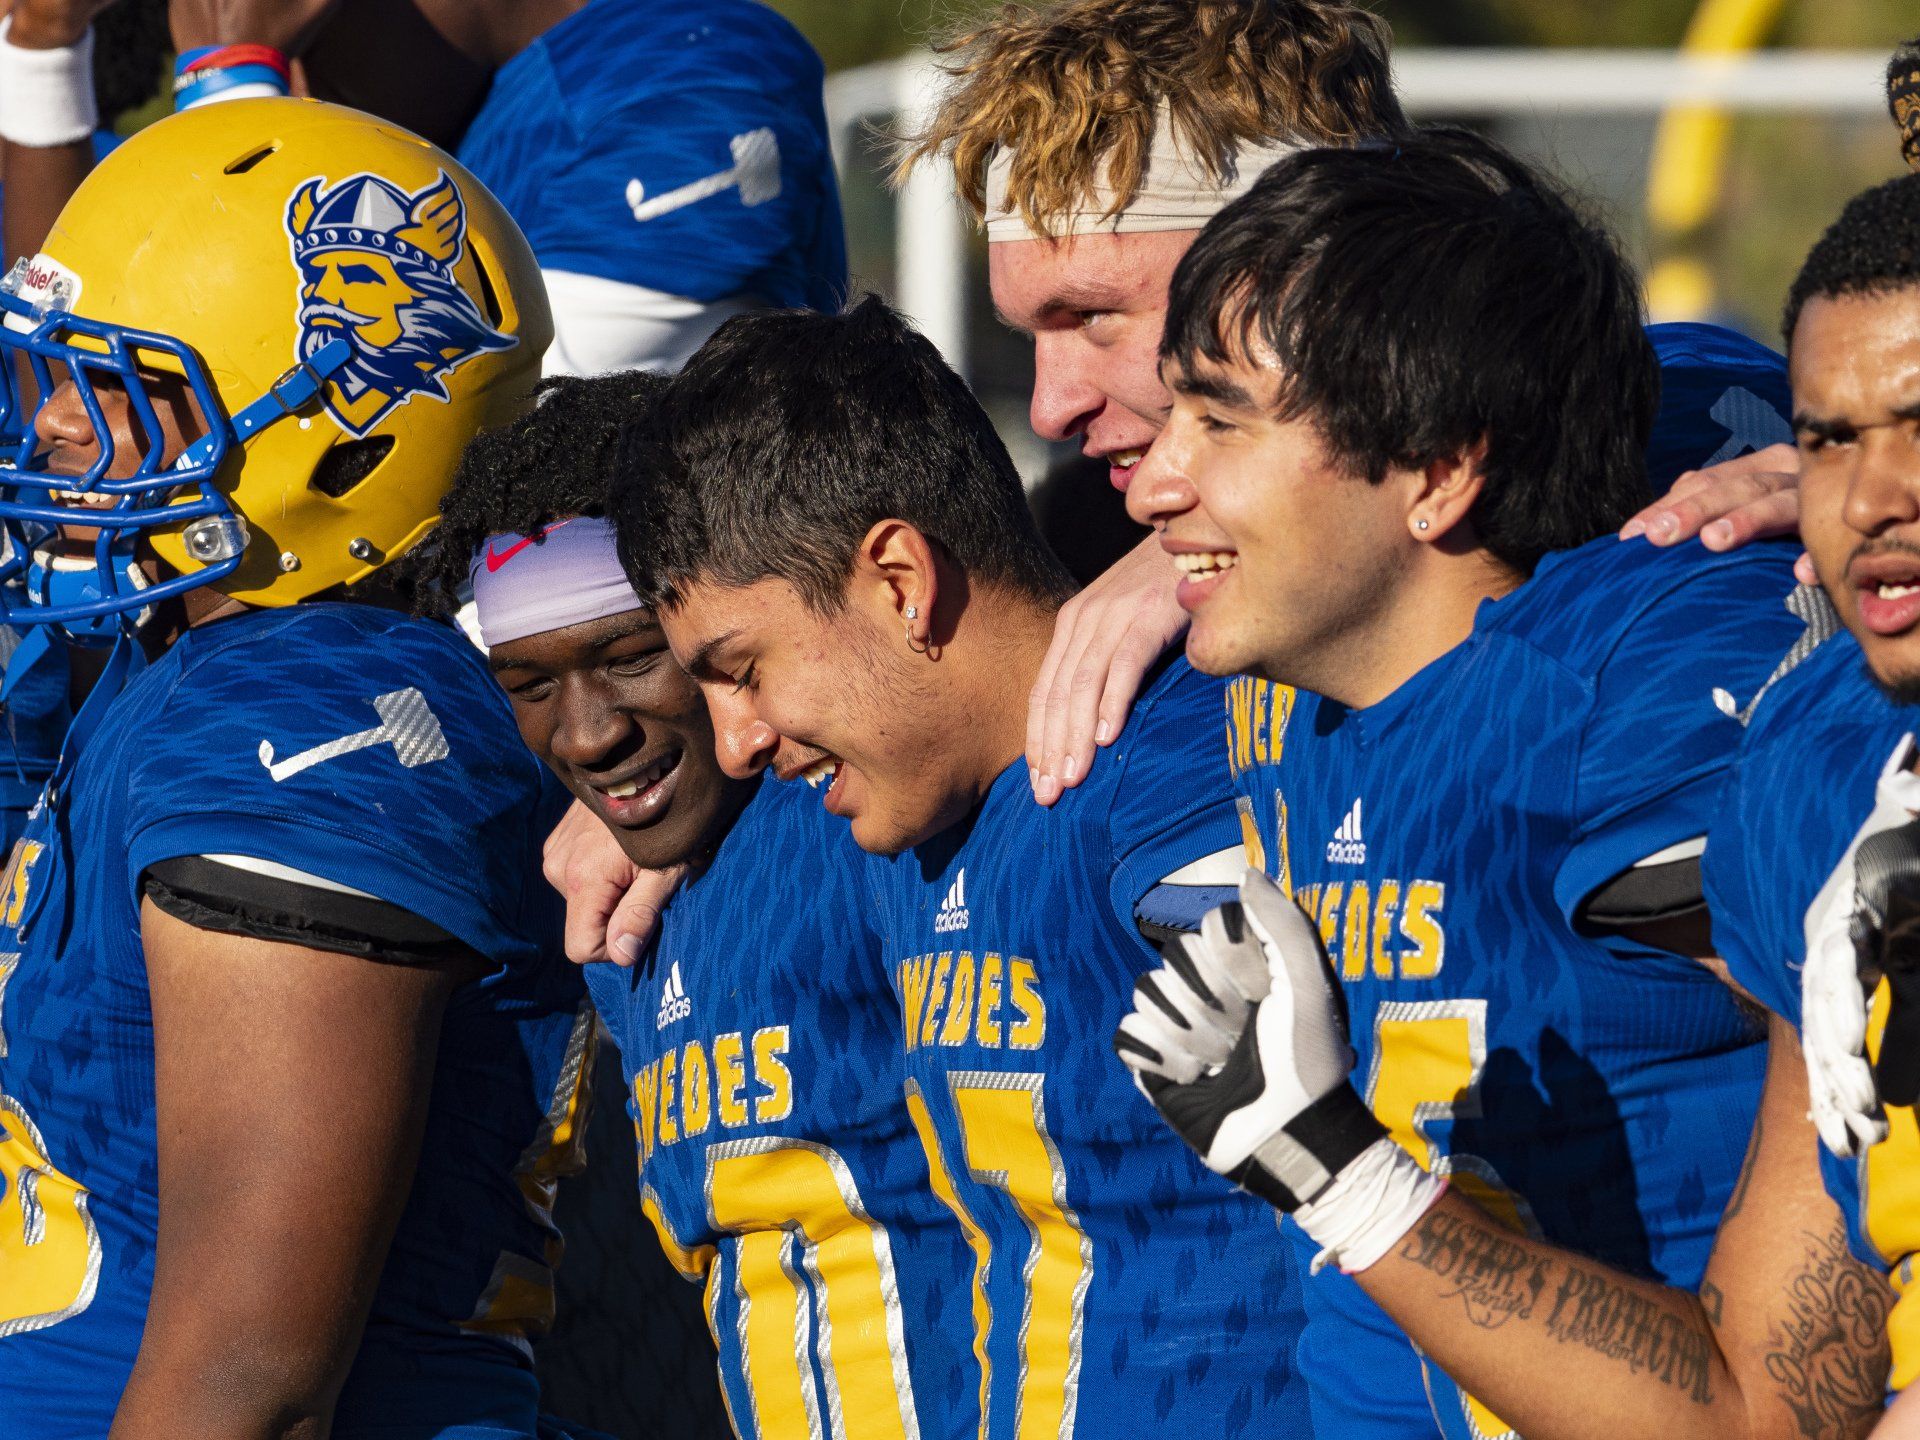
top-left (312, 436), bottom-right (394, 498)
top-left (472, 248), bottom-right (504, 328)
top-left (224, 142), bottom-right (280, 176)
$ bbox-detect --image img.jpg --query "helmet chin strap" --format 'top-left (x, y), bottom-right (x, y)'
top-left (171, 335), bottom-right (353, 472)
top-left (1, 542), bottom-right (151, 700)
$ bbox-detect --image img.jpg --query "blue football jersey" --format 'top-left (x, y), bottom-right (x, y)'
top-left (586, 775), bottom-right (974, 1439)
top-left (0, 623), bottom-right (68, 846)
top-left (457, 0), bottom-right (846, 313)
top-left (866, 658), bottom-right (1310, 1440)
top-left (1703, 621), bottom-right (1920, 1386)
top-left (1229, 537), bottom-right (1805, 1440)
top-left (0, 604), bottom-right (594, 1438)
top-left (1645, 323), bottom-right (1792, 491)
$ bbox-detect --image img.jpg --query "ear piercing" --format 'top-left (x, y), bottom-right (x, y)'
top-left (1416, 519), bottom-right (1431, 532)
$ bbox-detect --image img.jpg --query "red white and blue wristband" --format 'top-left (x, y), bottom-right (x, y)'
top-left (173, 44), bottom-right (291, 111)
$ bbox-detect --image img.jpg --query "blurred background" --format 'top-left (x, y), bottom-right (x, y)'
top-left (759, 0), bottom-right (1914, 491)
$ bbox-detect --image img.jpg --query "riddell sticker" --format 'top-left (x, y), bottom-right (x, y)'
top-left (3, 254), bottom-right (83, 334)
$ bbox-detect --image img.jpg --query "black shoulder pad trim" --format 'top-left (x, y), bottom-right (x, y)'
top-left (1579, 857), bottom-right (1706, 928)
top-left (142, 854), bottom-right (473, 966)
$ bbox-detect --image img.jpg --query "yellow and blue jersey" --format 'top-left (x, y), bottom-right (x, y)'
top-left (868, 658), bottom-right (1310, 1440)
top-left (586, 775), bottom-right (972, 1439)
top-left (456, 0), bottom-right (845, 313)
top-left (1230, 536), bottom-right (1805, 1439)
top-left (1703, 621), bottom-right (1920, 1388)
top-left (0, 604), bottom-right (593, 1438)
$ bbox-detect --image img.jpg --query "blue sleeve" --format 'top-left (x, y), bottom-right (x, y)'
top-left (1553, 544), bottom-right (1806, 921)
top-left (1644, 322), bottom-right (1793, 491)
top-left (123, 613), bottom-right (559, 967)
top-left (1106, 665), bottom-right (1249, 942)
top-left (1704, 650), bottom-right (1919, 1021)
top-left (524, 92), bottom-right (843, 309)
top-left (1701, 737), bottom-right (1806, 1020)
top-left (459, 5), bottom-right (846, 310)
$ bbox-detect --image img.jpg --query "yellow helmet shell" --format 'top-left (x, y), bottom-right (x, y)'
top-left (37, 97), bottom-right (551, 604)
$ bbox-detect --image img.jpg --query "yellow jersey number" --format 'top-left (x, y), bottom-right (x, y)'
top-left (0, 1085), bottom-right (101, 1337)
top-left (1366, 999), bottom-right (1531, 1440)
top-left (0, 829), bottom-right (103, 1339)
top-left (1864, 980), bottom-right (1920, 1389)
top-left (683, 1072), bottom-right (1095, 1440)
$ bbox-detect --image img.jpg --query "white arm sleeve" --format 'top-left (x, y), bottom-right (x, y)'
top-left (539, 269), bottom-right (754, 378)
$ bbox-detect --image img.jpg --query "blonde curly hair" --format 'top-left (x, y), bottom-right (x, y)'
top-left (894, 0), bottom-right (1407, 236)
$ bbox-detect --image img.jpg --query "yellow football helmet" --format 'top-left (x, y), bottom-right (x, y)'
top-left (0, 96), bottom-right (549, 631)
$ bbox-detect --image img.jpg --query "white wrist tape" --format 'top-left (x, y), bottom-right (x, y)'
top-left (0, 17), bottom-right (97, 147)
top-left (1294, 1137), bottom-right (1447, 1274)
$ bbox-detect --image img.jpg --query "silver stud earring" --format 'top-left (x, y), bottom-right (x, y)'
top-left (905, 606), bottom-right (919, 620)
top-left (1416, 519), bottom-right (1430, 532)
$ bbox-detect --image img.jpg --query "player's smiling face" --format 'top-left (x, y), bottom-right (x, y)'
top-left (989, 229), bottom-right (1197, 492)
top-left (34, 368), bottom-right (204, 492)
top-left (1128, 345), bottom-right (1413, 689)
top-left (491, 608), bottom-right (752, 868)
top-left (1794, 285), bottom-right (1920, 699)
top-left (29, 367), bottom-right (207, 557)
top-left (660, 574), bottom-right (950, 857)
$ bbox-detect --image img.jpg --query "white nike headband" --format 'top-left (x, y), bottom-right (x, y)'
top-left (469, 516), bottom-right (643, 648)
top-left (983, 106), bottom-right (1303, 242)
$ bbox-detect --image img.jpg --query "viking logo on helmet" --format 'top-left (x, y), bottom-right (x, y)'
top-left (285, 170), bottom-right (515, 437)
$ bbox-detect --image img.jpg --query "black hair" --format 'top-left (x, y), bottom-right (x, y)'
top-left (1783, 172), bottom-right (1920, 341)
top-left (1890, 33), bottom-right (1920, 171)
top-left (611, 295), bottom-right (1074, 612)
top-left (1162, 126), bottom-right (1658, 576)
top-left (408, 369), bottom-right (670, 615)
top-left (94, 0), bottom-right (170, 125)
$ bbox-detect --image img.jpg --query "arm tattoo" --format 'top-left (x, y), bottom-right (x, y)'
top-left (1723, 1104), bottom-right (1763, 1224)
top-left (1398, 1209), bottom-right (1715, 1405)
top-left (1762, 1222), bottom-right (1892, 1440)
top-left (1397, 1207), bottom-right (1550, 1329)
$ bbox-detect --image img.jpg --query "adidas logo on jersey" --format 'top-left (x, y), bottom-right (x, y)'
top-left (1327, 799), bottom-right (1367, 865)
top-left (656, 960), bottom-right (692, 1030)
top-left (934, 869), bottom-right (970, 933)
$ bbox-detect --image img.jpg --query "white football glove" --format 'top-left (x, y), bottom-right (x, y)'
top-left (1802, 735), bottom-right (1920, 1157)
top-left (1116, 868), bottom-right (1444, 1270)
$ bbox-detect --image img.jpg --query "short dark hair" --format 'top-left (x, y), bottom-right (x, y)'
top-left (612, 296), bottom-right (1074, 612)
top-left (408, 369), bottom-right (670, 615)
top-left (1162, 126), bottom-right (1658, 576)
top-left (1783, 172), bottom-right (1920, 341)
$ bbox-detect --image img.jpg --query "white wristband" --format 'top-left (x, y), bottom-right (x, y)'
top-left (1294, 1136), bottom-right (1447, 1274)
top-left (0, 17), bottom-right (97, 148)
top-left (181, 81), bottom-right (284, 108)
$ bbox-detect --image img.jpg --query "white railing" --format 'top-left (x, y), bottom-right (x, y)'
top-left (827, 48), bottom-right (1892, 379)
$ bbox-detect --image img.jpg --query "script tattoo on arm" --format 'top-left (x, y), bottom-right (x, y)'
top-left (1762, 1221), bottom-right (1891, 1440)
top-left (1398, 1208), bottom-right (1716, 1405)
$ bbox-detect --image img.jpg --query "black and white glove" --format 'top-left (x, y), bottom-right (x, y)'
top-left (1854, 819), bottom-right (1920, 1110)
top-left (1803, 736), bottom-right (1920, 1156)
top-left (1115, 868), bottom-right (1445, 1271)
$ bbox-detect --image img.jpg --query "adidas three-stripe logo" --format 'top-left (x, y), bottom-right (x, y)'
top-left (656, 959), bottom-right (692, 1029)
top-left (934, 868), bottom-right (970, 933)
top-left (1326, 798), bottom-right (1367, 865)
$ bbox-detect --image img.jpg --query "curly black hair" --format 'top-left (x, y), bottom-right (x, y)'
top-left (408, 369), bottom-right (671, 616)
top-left (94, 0), bottom-right (169, 125)
top-left (1783, 172), bottom-right (1920, 341)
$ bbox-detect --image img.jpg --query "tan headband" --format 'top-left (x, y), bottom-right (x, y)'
top-left (984, 107), bottom-right (1301, 242)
